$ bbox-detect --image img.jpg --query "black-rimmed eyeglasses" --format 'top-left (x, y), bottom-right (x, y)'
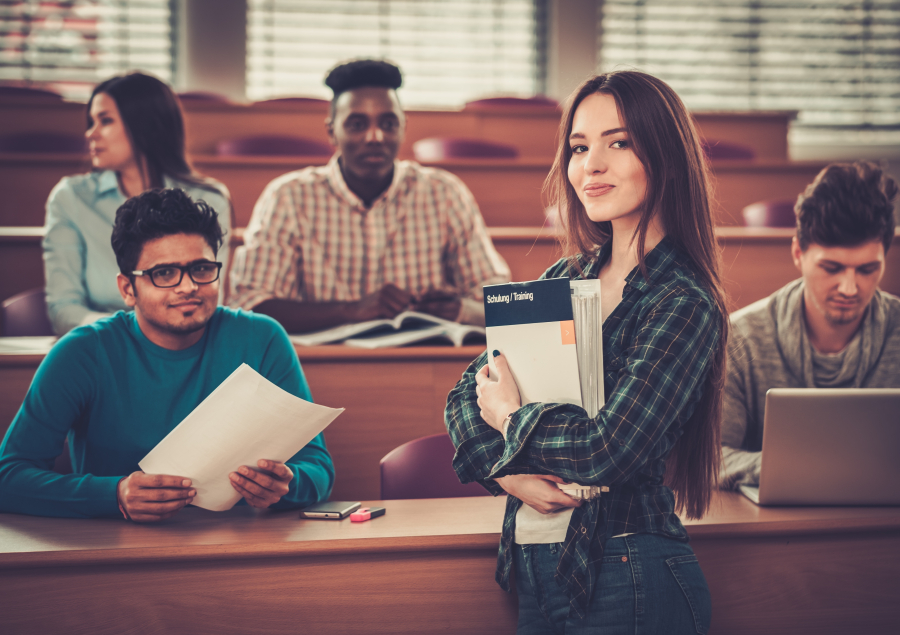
top-left (131, 261), bottom-right (222, 288)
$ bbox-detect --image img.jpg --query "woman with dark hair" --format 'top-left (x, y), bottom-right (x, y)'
top-left (43, 72), bottom-right (232, 335)
top-left (445, 70), bottom-right (729, 633)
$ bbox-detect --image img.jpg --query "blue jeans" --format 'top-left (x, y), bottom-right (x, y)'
top-left (514, 534), bottom-right (711, 635)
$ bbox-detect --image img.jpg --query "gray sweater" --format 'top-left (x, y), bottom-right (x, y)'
top-left (721, 278), bottom-right (900, 489)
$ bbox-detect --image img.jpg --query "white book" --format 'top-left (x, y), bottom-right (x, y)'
top-left (484, 277), bottom-right (607, 527)
top-left (484, 277), bottom-right (584, 409)
top-left (0, 336), bottom-right (57, 355)
top-left (290, 310), bottom-right (485, 348)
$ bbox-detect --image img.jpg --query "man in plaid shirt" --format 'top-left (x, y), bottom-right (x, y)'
top-left (229, 59), bottom-right (509, 332)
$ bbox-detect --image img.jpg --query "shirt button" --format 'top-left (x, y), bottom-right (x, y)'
top-left (623, 285), bottom-right (631, 294)
top-left (619, 440), bottom-right (625, 446)
top-left (581, 527), bottom-right (587, 534)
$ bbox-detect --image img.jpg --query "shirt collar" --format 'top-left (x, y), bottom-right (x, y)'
top-left (582, 235), bottom-right (679, 292)
top-left (624, 235), bottom-right (679, 292)
top-left (326, 153), bottom-right (406, 211)
top-left (95, 170), bottom-right (183, 198)
top-left (95, 170), bottom-right (120, 196)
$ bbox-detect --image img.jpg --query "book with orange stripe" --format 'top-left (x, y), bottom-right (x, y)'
top-left (484, 277), bottom-right (603, 413)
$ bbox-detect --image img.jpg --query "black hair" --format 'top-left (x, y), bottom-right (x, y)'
top-left (796, 162), bottom-right (897, 254)
top-left (88, 72), bottom-right (217, 194)
top-left (111, 188), bottom-right (224, 276)
top-left (324, 59), bottom-right (403, 117)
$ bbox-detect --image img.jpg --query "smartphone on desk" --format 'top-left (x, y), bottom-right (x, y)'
top-left (299, 501), bottom-right (361, 520)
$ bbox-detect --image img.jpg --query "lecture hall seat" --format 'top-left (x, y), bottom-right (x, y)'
top-left (177, 91), bottom-right (231, 104)
top-left (700, 139), bottom-right (755, 161)
top-left (0, 85), bottom-right (63, 100)
top-left (215, 134), bottom-right (333, 157)
top-left (464, 95), bottom-right (560, 110)
top-left (1, 287), bottom-right (54, 337)
top-left (742, 199), bottom-right (797, 228)
top-left (412, 137), bottom-right (519, 162)
top-left (0, 131), bottom-right (87, 154)
top-left (251, 96), bottom-right (330, 106)
top-left (380, 433), bottom-right (491, 500)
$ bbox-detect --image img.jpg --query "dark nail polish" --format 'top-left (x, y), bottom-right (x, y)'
top-left (492, 350), bottom-right (500, 357)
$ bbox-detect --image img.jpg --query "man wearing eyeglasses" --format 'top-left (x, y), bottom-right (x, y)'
top-left (0, 189), bottom-right (334, 521)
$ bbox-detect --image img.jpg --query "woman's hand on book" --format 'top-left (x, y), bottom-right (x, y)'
top-left (494, 474), bottom-right (582, 514)
top-left (475, 351), bottom-right (521, 432)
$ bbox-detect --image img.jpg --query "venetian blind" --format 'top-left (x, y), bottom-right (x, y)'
top-left (0, 0), bottom-right (173, 100)
top-left (599, 0), bottom-right (900, 148)
top-left (246, 0), bottom-right (545, 106)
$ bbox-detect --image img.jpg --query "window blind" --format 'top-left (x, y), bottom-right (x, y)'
top-left (0, 0), bottom-right (173, 100)
top-left (246, 0), bottom-right (545, 106)
top-left (599, 0), bottom-right (900, 148)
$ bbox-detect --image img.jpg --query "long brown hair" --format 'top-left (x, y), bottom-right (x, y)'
top-left (88, 73), bottom-right (222, 196)
top-left (545, 70), bottom-right (728, 519)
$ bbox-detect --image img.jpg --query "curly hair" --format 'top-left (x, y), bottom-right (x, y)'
top-left (111, 188), bottom-right (223, 276)
top-left (796, 162), bottom-right (897, 253)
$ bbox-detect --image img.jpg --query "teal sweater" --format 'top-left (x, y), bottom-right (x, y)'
top-left (0, 308), bottom-right (334, 518)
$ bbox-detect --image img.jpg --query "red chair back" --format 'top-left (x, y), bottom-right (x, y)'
top-left (413, 137), bottom-right (519, 162)
top-left (700, 139), bottom-right (755, 161)
top-left (215, 135), bottom-right (332, 157)
top-left (1, 288), bottom-right (54, 336)
top-left (742, 199), bottom-right (797, 228)
top-left (177, 91), bottom-right (231, 104)
top-left (0, 132), bottom-right (87, 153)
top-left (380, 433), bottom-right (491, 500)
top-left (465, 96), bottom-right (559, 110)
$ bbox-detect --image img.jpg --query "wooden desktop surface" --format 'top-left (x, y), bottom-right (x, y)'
top-left (0, 492), bottom-right (897, 634)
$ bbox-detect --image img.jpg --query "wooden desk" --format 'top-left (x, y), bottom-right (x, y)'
top-left (295, 345), bottom-right (480, 500)
top-left (5, 225), bottom-right (899, 312)
top-left (0, 493), bottom-right (897, 634)
top-left (0, 345), bottom-right (481, 502)
top-left (0, 96), bottom-right (792, 161)
top-left (0, 153), bottom-right (825, 228)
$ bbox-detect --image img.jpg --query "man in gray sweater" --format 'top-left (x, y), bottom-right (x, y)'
top-left (722, 162), bottom-right (900, 489)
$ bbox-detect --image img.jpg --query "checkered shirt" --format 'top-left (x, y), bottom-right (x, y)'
top-left (445, 237), bottom-right (722, 618)
top-left (229, 154), bottom-right (510, 310)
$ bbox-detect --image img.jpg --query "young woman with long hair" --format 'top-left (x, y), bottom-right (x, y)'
top-left (43, 72), bottom-right (233, 335)
top-left (445, 70), bottom-right (729, 634)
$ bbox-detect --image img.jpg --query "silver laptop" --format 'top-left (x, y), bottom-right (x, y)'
top-left (739, 388), bottom-right (900, 506)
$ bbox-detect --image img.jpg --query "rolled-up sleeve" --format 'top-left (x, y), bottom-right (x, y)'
top-left (440, 173), bottom-right (510, 299)
top-left (43, 180), bottom-right (92, 335)
top-left (229, 178), bottom-right (303, 310)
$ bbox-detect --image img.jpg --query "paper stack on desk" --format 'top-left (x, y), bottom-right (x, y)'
top-left (139, 363), bottom-right (343, 511)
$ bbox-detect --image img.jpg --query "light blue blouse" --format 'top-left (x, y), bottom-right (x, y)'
top-left (43, 170), bottom-right (232, 335)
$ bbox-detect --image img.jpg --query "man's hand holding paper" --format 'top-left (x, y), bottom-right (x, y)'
top-left (117, 472), bottom-right (196, 522)
top-left (139, 364), bottom-right (344, 513)
top-left (229, 459), bottom-right (293, 508)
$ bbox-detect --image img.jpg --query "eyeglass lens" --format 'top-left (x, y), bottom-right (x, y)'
top-left (150, 263), bottom-right (220, 287)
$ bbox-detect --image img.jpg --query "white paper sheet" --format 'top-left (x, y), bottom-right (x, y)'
top-left (0, 336), bottom-right (57, 355)
top-left (139, 363), bottom-right (344, 511)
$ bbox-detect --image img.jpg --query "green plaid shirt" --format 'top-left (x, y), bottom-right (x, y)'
top-left (445, 237), bottom-right (722, 618)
